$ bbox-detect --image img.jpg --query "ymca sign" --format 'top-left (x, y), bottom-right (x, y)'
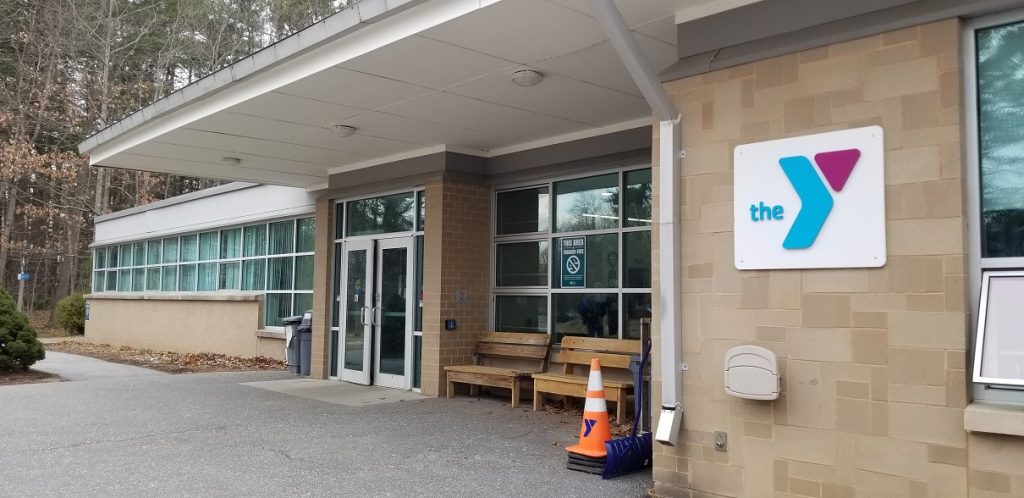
top-left (733, 126), bottom-right (886, 270)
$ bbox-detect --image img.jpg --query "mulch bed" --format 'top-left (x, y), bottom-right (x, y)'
top-left (45, 341), bottom-right (285, 374)
top-left (0, 369), bottom-right (63, 386)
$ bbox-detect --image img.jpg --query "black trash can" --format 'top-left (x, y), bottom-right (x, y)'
top-left (297, 310), bottom-right (313, 376)
top-left (282, 315), bottom-right (303, 374)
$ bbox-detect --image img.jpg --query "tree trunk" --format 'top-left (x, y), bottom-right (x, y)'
top-left (0, 184), bottom-right (16, 285)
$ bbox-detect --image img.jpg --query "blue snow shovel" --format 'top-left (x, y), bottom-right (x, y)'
top-left (602, 341), bottom-right (653, 479)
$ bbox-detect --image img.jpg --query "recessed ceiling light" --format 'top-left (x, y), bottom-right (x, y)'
top-left (333, 125), bottom-right (357, 137)
top-left (511, 69), bottom-right (544, 87)
top-left (221, 156), bottom-right (242, 165)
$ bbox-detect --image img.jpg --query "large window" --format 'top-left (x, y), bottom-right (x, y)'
top-left (91, 216), bottom-right (315, 328)
top-left (969, 14), bottom-right (1024, 401)
top-left (492, 168), bottom-right (652, 341)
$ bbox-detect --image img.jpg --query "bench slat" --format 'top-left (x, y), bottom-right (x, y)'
top-left (480, 331), bottom-right (551, 345)
top-left (559, 349), bottom-right (633, 369)
top-left (477, 343), bottom-right (547, 359)
top-left (560, 336), bottom-right (641, 355)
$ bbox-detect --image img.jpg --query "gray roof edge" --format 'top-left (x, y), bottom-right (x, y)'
top-left (77, 0), bottom-right (425, 155)
top-left (95, 182), bottom-right (258, 223)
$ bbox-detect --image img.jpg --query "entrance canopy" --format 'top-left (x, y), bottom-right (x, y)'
top-left (79, 0), bottom-right (756, 188)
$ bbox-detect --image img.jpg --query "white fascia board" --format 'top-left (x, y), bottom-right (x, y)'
top-left (325, 144), bottom-right (486, 176)
top-left (92, 184), bottom-right (316, 246)
top-left (486, 117), bottom-right (652, 157)
top-left (85, 0), bottom-right (494, 165)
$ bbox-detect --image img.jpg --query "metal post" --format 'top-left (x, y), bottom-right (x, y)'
top-left (16, 259), bottom-right (25, 312)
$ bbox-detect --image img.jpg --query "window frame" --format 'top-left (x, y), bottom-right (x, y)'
top-left (972, 270), bottom-right (1024, 386)
top-left (490, 165), bottom-right (653, 340)
top-left (964, 9), bottom-right (1024, 402)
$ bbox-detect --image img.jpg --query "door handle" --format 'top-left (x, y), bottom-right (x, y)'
top-left (372, 306), bottom-right (381, 327)
top-left (360, 306), bottom-right (371, 326)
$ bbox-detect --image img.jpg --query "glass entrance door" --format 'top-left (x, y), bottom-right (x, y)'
top-left (340, 239), bottom-right (373, 385)
top-left (338, 236), bottom-right (413, 389)
top-left (373, 237), bottom-right (413, 389)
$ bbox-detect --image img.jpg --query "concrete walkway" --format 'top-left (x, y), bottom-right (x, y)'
top-left (32, 350), bottom-right (167, 381)
top-left (1, 353), bottom-right (652, 497)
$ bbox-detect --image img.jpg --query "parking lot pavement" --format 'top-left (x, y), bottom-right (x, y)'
top-left (0, 355), bottom-right (651, 497)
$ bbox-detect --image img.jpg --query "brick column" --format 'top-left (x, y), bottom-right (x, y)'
top-left (420, 179), bottom-right (491, 397)
top-left (310, 198), bottom-right (334, 379)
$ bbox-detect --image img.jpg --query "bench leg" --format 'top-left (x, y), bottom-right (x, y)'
top-left (447, 379), bottom-right (455, 399)
top-left (533, 388), bottom-right (542, 411)
top-left (511, 378), bottom-right (520, 408)
top-left (469, 384), bottom-right (479, 396)
top-left (615, 391), bottom-right (626, 422)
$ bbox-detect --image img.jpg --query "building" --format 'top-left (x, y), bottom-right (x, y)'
top-left (80, 0), bottom-right (1024, 496)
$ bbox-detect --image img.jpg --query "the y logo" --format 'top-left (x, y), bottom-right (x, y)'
top-left (778, 149), bottom-right (860, 249)
top-left (583, 419), bottom-right (597, 437)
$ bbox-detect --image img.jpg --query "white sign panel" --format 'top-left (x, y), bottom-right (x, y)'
top-left (733, 126), bottom-right (886, 270)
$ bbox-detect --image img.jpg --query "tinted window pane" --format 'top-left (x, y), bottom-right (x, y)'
top-left (269, 220), bottom-right (295, 255)
top-left (293, 293), bottom-right (312, 315)
top-left (94, 250), bottom-right (105, 270)
top-left (297, 218), bottom-right (315, 253)
top-left (93, 272), bottom-right (103, 292)
top-left (623, 293), bottom-right (652, 340)
top-left (179, 235), bottom-right (198, 262)
top-left (623, 231), bottom-right (651, 288)
top-left (197, 263), bottom-right (217, 291)
top-left (624, 169), bottom-right (652, 227)
top-left (133, 243), bottom-right (145, 266)
top-left (242, 259), bottom-right (266, 291)
top-left (162, 238), bottom-right (179, 264)
top-left (553, 234), bottom-right (618, 289)
top-left (495, 241), bottom-right (548, 287)
top-left (268, 257), bottom-right (293, 290)
top-left (119, 269), bottom-right (132, 291)
top-left (346, 193), bottom-right (414, 237)
top-left (265, 293), bottom-right (292, 327)
top-left (554, 174), bottom-right (618, 232)
top-left (198, 232), bottom-right (218, 261)
top-left (244, 225), bottom-right (266, 257)
top-left (147, 241), bottom-right (161, 265)
top-left (335, 203), bottom-right (345, 239)
top-left (494, 295), bottom-right (548, 333)
top-left (146, 268), bottom-right (161, 291)
top-left (105, 271), bottom-right (117, 292)
top-left (416, 191), bottom-right (425, 232)
top-left (108, 247), bottom-right (118, 269)
top-left (978, 22), bottom-right (1024, 257)
top-left (496, 187), bottom-right (549, 235)
top-left (220, 228), bottom-right (242, 259)
top-left (414, 236), bottom-right (423, 331)
top-left (179, 264), bottom-right (198, 291)
top-left (132, 268), bottom-right (145, 291)
top-left (294, 255), bottom-right (313, 290)
top-left (161, 266), bottom-right (178, 291)
top-left (119, 244), bottom-right (132, 266)
top-left (553, 293), bottom-right (618, 342)
top-left (219, 262), bottom-right (241, 290)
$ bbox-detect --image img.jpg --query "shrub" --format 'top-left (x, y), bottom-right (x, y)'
top-left (56, 292), bottom-right (86, 335)
top-left (0, 288), bottom-right (45, 370)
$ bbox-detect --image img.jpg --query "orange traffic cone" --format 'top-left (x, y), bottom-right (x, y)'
top-left (566, 358), bottom-right (612, 474)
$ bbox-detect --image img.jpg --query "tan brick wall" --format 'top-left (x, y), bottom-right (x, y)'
top-left (652, 20), bottom-right (982, 497)
top-left (84, 296), bottom-right (283, 358)
top-left (420, 179), bottom-right (491, 397)
top-left (310, 198), bottom-right (334, 379)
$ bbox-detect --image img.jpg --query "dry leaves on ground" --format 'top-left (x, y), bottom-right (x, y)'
top-left (0, 369), bottom-right (62, 386)
top-left (46, 341), bottom-right (285, 374)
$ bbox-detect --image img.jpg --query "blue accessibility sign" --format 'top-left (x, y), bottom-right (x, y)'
top-left (560, 237), bottom-right (586, 288)
top-left (17, 272), bottom-right (29, 281)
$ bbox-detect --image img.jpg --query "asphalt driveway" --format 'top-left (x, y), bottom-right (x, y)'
top-left (0, 354), bottom-right (651, 497)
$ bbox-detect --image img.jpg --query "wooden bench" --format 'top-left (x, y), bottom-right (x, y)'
top-left (445, 332), bottom-right (550, 407)
top-left (532, 336), bottom-right (640, 421)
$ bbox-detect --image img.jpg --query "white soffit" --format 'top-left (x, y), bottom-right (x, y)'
top-left (81, 0), bottom-right (743, 188)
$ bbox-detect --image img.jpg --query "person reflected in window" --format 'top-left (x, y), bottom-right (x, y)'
top-left (577, 295), bottom-right (605, 337)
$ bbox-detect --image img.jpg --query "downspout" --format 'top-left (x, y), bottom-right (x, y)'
top-left (588, 0), bottom-right (683, 445)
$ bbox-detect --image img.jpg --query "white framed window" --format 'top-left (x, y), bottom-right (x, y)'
top-left (965, 10), bottom-right (1024, 400)
top-left (491, 166), bottom-right (652, 341)
top-left (973, 271), bottom-right (1024, 386)
top-left (90, 216), bottom-right (315, 328)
